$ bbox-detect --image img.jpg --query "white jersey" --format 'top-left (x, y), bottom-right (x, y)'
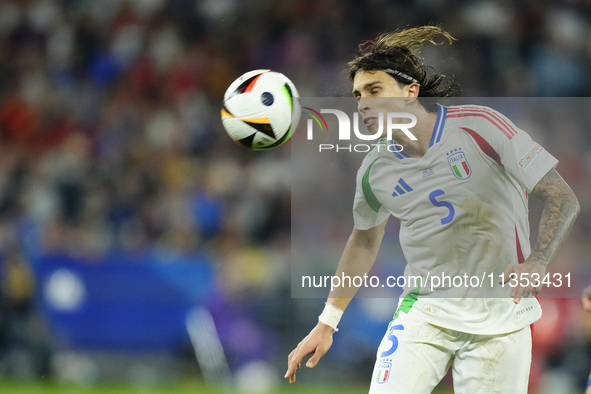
top-left (353, 104), bottom-right (558, 335)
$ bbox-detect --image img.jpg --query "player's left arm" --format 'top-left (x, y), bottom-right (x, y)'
top-left (503, 168), bottom-right (580, 303)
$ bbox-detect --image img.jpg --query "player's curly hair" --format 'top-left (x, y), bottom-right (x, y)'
top-left (348, 26), bottom-right (461, 109)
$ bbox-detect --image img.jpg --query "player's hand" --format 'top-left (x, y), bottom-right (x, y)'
top-left (582, 285), bottom-right (591, 313)
top-left (499, 260), bottom-right (546, 304)
top-left (284, 322), bottom-right (334, 384)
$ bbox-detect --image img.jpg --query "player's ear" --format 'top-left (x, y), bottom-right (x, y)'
top-left (406, 82), bottom-right (420, 98)
top-left (405, 82), bottom-right (420, 105)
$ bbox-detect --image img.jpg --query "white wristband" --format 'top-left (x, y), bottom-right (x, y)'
top-left (318, 303), bottom-right (344, 332)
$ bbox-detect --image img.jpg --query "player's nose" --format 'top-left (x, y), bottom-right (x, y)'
top-left (357, 97), bottom-right (370, 113)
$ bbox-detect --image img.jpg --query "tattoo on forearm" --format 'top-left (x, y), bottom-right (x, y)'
top-left (529, 169), bottom-right (580, 267)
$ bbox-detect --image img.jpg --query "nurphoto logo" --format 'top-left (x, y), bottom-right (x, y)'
top-left (303, 108), bottom-right (417, 153)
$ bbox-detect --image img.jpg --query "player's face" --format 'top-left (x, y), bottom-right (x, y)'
top-left (352, 70), bottom-right (418, 133)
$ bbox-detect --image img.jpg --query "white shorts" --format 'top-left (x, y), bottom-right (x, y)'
top-left (369, 312), bottom-right (532, 394)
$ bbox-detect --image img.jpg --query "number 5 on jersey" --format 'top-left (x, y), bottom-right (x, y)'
top-left (429, 190), bottom-right (455, 225)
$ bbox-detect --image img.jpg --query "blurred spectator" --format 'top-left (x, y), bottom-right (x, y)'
top-left (0, 248), bottom-right (50, 378)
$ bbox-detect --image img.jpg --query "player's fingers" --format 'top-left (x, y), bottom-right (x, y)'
top-left (288, 345), bottom-right (302, 362)
top-left (306, 345), bottom-right (329, 369)
top-left (286, 355), bottom-right (301, 376)
top-left (509, 279), bottom-right (517, 298)
top-left (582, 298), bottom-right (591, 313)
top-left (286, 344), bottom-right (313, 378)
top-left (306, 357), bottom-right (319, 368)
top-left (509, 282), bottom-right (522, 299)
top-left (523, 278), bottom-right (536, 298)
top-left (288, 342), bottom-right (305, 363)
top-left (285, 365), bottom-right (298, 383)
top-left (286, 349), bottom-right (296, 373)
top-left (510, 277), bottom-right (524, 302)
top-left (532, 281), bottom-right (542, 296)
top-left (285, 350), bottom-right (301, 378)
top-left (523, 283), bottom-right (535, 299)
top-left (499, 266), bottom-right (514, 284)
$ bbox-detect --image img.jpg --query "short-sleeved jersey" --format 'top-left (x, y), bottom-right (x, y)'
top-left (353, 104), bottom-right (558, 335)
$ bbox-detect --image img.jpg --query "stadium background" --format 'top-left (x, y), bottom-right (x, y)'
top-left (0, 0), bottom-right (589, 393)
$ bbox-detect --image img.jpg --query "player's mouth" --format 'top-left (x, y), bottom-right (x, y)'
top-left (363, 116), bottom-right (377, 127)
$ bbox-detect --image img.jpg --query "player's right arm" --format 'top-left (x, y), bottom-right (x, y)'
top-left (284, 218), bottom-right (387, 384)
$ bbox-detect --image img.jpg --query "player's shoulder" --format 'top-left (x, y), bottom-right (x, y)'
top-left (444, 104), bottom-right (520, 140)
top-left (445, 104), bottom-right (507, 122)
top-left (446, 104), bottom-right (497, 112)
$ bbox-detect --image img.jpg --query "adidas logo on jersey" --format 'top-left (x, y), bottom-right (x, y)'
top-left (422, 304), bottom-right (440, 315)
top-left (392, 178), bottom-right (413, 197)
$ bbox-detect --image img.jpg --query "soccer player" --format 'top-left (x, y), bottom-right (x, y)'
top-left (285, 26), bottom-right (580, 393)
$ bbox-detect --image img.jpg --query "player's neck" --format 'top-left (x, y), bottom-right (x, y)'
top-left (393, 108), bottom-right (437, 158)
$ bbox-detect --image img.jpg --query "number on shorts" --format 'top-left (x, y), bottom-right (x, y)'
top-left (380, 324), bottom-right (404, 358)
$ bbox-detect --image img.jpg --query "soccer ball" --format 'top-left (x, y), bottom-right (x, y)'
top-left (221, 70), bottom-right (300, 150)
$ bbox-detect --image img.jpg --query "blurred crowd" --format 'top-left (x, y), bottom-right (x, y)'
top-left (0, 0), bottom-right (588, 391)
